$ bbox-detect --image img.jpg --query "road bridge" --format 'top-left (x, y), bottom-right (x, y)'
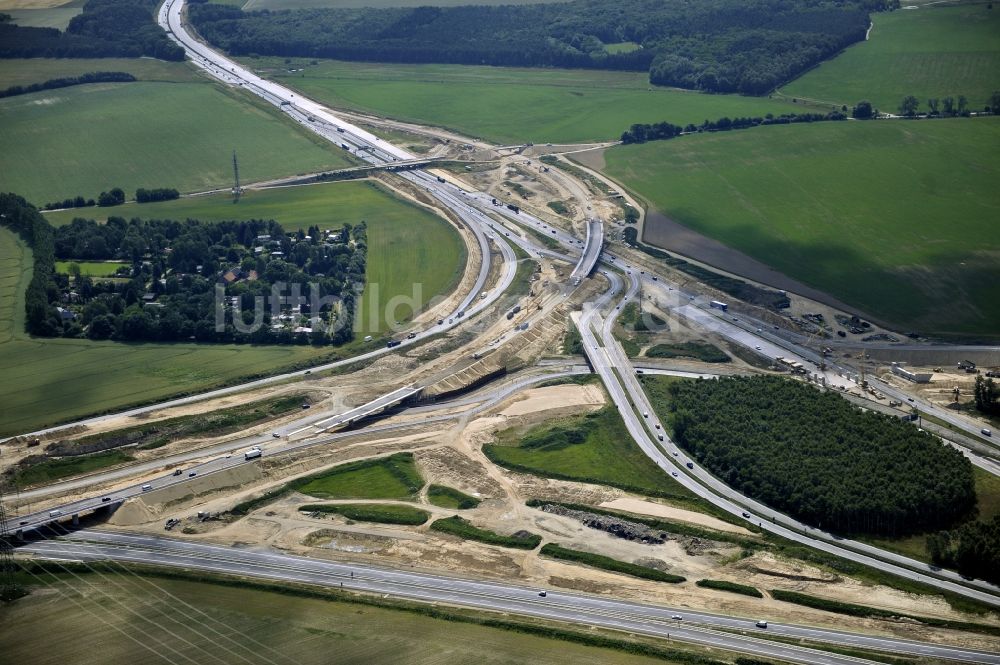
top-left (287, 385), bottom-right (421, 436)
top-left (569, 218), bottom-right (603, 284)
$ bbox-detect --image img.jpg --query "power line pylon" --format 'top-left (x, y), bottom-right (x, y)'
top-left (232, 150), bottom-right (243, 203)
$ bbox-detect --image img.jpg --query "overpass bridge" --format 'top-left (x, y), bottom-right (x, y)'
top-left (569, 219), bottom-right (604, 285)
top-left (288, 385), bottom-right (422, 436)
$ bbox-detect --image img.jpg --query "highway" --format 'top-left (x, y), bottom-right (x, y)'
top-left (7, 0), bottom-right (998, 649)
top-left (6, 367), bottom-right (587, 530)
top-left (20, 531), bottom-right (1000, 665)
top-left (575, 270), bottom-right (1000, 606)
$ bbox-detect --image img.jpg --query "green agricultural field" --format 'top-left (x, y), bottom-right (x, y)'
top-left (781, 3), bottom-right (1000, 112)
top-left (0, 180), bottom-right (464, 434)
top-left (252, 58), bottom-right (809, 144)
top-left (0, 572), bottom-right (691, 665)
top-left (293, 453), bottom-right (423, 500)
top-left (46, 181), bottom-right (466, 333)
top-left (54, 260), bottom-right (127, 277)
top-left (0, 57), bottom-right (200, 89)
top-left (3, 1), bottom-right (82, 29)
top-left (0, 80), bottom-right (352, 206)
top-left (604, 118), bottom-right (1000, 338)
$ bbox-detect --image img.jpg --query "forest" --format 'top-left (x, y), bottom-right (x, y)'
top-left (188, 0), bottom-right (896, 95)
top-left (0, 194), bottom-right (368, 346)
top-left (0, 0), bottom-right (182, 60)
top-left (663, 375), bottom-right (975, 537)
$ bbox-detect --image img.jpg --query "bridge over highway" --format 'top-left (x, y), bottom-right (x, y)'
top-left (569, 218), bottom-right (603, 284)
top-left (287, 385), bottom-right (421, 436)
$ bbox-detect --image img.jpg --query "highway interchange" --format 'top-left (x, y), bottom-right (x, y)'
top-left (5, 2), bottom-right (1000, 662)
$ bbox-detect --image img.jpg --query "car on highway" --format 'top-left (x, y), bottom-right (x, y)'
top-left (671, 471), bottom-right (677, 477)
top-left (173, 469), bottom-right (183, 476)
top-left (538, 591), bottom-right (547, 597)
top-left (671, 614), bottom-right (682, 620)
top-left (755, 345), bottom-right (761, 350)
top-left (742, 512), bottom-right (751, 518)
top-left (755, 620), bottom-right (768, 629)
top-left (101, 496), bottom-right (112, 503)
top-left (142, 484), bottom-right (153, 492)
top-left (654, 423), bottom-right (661, 429)
top-left (983, 428), bottom-right (992, 437)
top-left (272, 432), bottom-right (281, 438)
top-left (643, 411), bottom-right (648, 418)
top-left (188, 471), bottom-right (197, 477)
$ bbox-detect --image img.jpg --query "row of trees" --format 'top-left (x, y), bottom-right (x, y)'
top-left (135, 188), bottom-right (180, 203)
top-left (927, 516), bottom-right (1000, 585)
top-left (0, 194), bottom-right (64, 337)
top-left (189, 0), bottom-right (892, 95)
top-left (620, 110), bottom-right (846, 144)
top-left (664, 375), bottom-right (975, 537)
top-left (0, 71), bottom-right (134, 99)
top-left (0, 0), bottom-right (181, 60)
top-left (44, 186), bottom-right (178, 210)
top-left (854, 94), bottom-right (1000, 119)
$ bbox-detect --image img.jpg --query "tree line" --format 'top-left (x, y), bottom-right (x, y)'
top-left (620, 110), bottom-right (846, 144)
top-left (44, 186), bottom-right (178, 210)
top-left (663, 375), bottom-right (975, 537)
top-left (189, 0), bottom-right (895, 95)
top-left (0, 0), bottom-right (182, 60)
top-left (927, 516), bottom-right (1000, 586)
top-left (0, 194), bottom-right (63, 337)
top-left (974, 376), bottom-right (1000, 416)
top-left (0, 71), bottom-right (135, 99)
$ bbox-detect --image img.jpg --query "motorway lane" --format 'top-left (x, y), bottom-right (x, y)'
top-left (6, 368), bottom-right (585, 529)
top-left (578, 271), bottom-right (1000, 606)
top-left (20, 531), bottom-right (1000, 665)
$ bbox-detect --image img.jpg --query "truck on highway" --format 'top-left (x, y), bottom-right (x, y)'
top-left (244, 447), bottom-right (262, 460)
top-left (387, 340), bottom-right (401, 348)
top-left (436, 176), bottom-right (446, 183)
top-left (710, 300), bottom-right (728, 312)
top-left (507, 204), bottom-right (520, 214)
top-left (340, 143), bottom-right (350, 150)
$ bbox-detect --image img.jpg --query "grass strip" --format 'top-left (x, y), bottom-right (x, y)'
top-left (696, 579), bottom-right (763, 598)
top-left (426, 485), bottom-right (481, 510)
top-left (11, 450), bottom-right (134, 487)
top-left (540, 543), bottom-right (685, 584)
top-left (290, 452), bottom-right (423, 500)
top-left (299, 503), bottom-right (429, 525)
top-left (15, 561), bottom-right (729, 665)
top-left (645, 342), bottom-right (730, 363)
top-left (770, 590), bottom-right (1000, 637)
top-left (429, 516), bottom-right (541, 550)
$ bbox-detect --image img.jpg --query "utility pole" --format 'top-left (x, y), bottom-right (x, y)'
top-left (232, 150), bottom-right (243, 203)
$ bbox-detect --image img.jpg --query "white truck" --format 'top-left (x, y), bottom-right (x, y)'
top-left (244, 447), bottom-right (263, 461)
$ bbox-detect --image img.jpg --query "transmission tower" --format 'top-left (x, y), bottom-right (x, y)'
top-left (232, 150), bottom-right (243, 202)
top-left (0, 483), bottom-right (24, 602)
